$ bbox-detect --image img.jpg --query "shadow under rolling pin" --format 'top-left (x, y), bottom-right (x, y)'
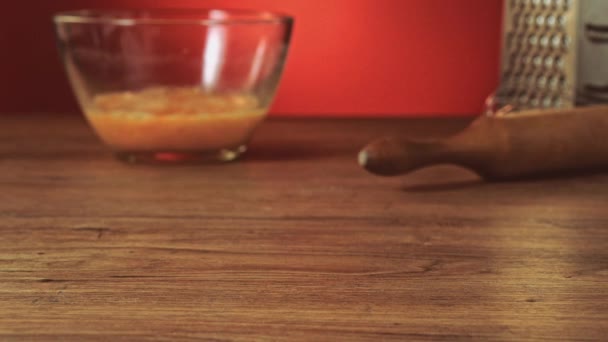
top-left (359, 106), bottom-right (608, 180)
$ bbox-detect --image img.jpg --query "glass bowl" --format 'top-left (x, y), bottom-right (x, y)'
top-left (54, 9), bottom-right (293, 163)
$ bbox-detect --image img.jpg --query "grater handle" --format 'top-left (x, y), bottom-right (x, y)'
top-left (585, 24), bottom-right (608, 44)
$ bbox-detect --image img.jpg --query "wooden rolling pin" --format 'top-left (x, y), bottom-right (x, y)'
top-left (359, 105), bottom-right (608, 180)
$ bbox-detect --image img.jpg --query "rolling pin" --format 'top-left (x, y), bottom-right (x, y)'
top-left (359, 105), bottom-right (608, 180)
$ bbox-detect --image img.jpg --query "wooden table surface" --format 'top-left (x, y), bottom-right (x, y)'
top-left (1, 114), bottom-right (607, 341)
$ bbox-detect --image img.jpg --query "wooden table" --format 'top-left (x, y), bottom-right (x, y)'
top-left (1, 114), bottom-right (607, 341)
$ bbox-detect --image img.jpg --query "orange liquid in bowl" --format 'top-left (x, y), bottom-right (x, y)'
top-left (84, 87), bottom-right (267, 152)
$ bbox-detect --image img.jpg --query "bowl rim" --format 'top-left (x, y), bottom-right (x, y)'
top-left (53, 8), bottom-right (294, 26)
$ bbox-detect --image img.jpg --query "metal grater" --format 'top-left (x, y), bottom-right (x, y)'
top-left (497, 0), bottom-right (608, 110)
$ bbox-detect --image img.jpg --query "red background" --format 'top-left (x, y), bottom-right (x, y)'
top-left (0, 0), bottom-right (503, 116)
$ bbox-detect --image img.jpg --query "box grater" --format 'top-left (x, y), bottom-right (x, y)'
top-left (497, 0), bottom-right (608, 110)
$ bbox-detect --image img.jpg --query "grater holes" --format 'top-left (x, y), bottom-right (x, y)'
top-left (549, 75), bottom-right (561, 90)
top-left (544, 55), bottom-right (554, 69)
top-left (546, 14), bottom-right (557, 28)
top-left (504, 0), bottom-right (573, 110)
top-left (554, 56), bottom-right (565, 70)
top-left (539, 34), bottom-right (550, 48)
top-left (535, 14), bottom-right (545, 28)
top-left (553, 97), bottom-right (563, 108)
top-left (512, 14), bottom-right (520, 28)
top-left (532, 55), bottom-right (543, 68)
top-left (526, 74), bottom-right (537, 87)
top-left (514, 73), bottom-right (524, 86)
top-left (528, 34), bottom-right (539, 47)
top-left (503, 73), bottom-right (514, 87)
top-left (518, 93), bottom-right (530, 106)
top-left (515, 0), bottom-right (527, 10)
top-left (522, 55), bottom-right (533, 68)
top-left (558, 14), bottom-right (567, 28)
top-left (516, 33), bottom-right (527, 48)
top-left (506, 32), bottom-right (515, 50)
top-left (537, 75), bottom-right (548, 88)
top-left (518, 14), bottom-right (527, 28)
top-left (551, 34), bottom-right (562, 49)
top-left (529, 95), bottom-right (541, 107)
top-left (557, 75), bottom-right (566, 90)
top-left (563, 36), bottom-right (571, 49)
top-left (519, 14), bottom-right (529, 29)
top-left (525, 13), bottom-right (536, 27)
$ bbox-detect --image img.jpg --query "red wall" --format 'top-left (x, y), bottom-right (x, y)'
top-left (0, 0), bottom-right (502, 116)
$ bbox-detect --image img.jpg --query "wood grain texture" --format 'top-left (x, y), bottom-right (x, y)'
top-left (1, 114), bottom-right (607, 341)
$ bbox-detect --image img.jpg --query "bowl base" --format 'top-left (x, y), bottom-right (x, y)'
top-left (114, 145), bottom-right (247, 164)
